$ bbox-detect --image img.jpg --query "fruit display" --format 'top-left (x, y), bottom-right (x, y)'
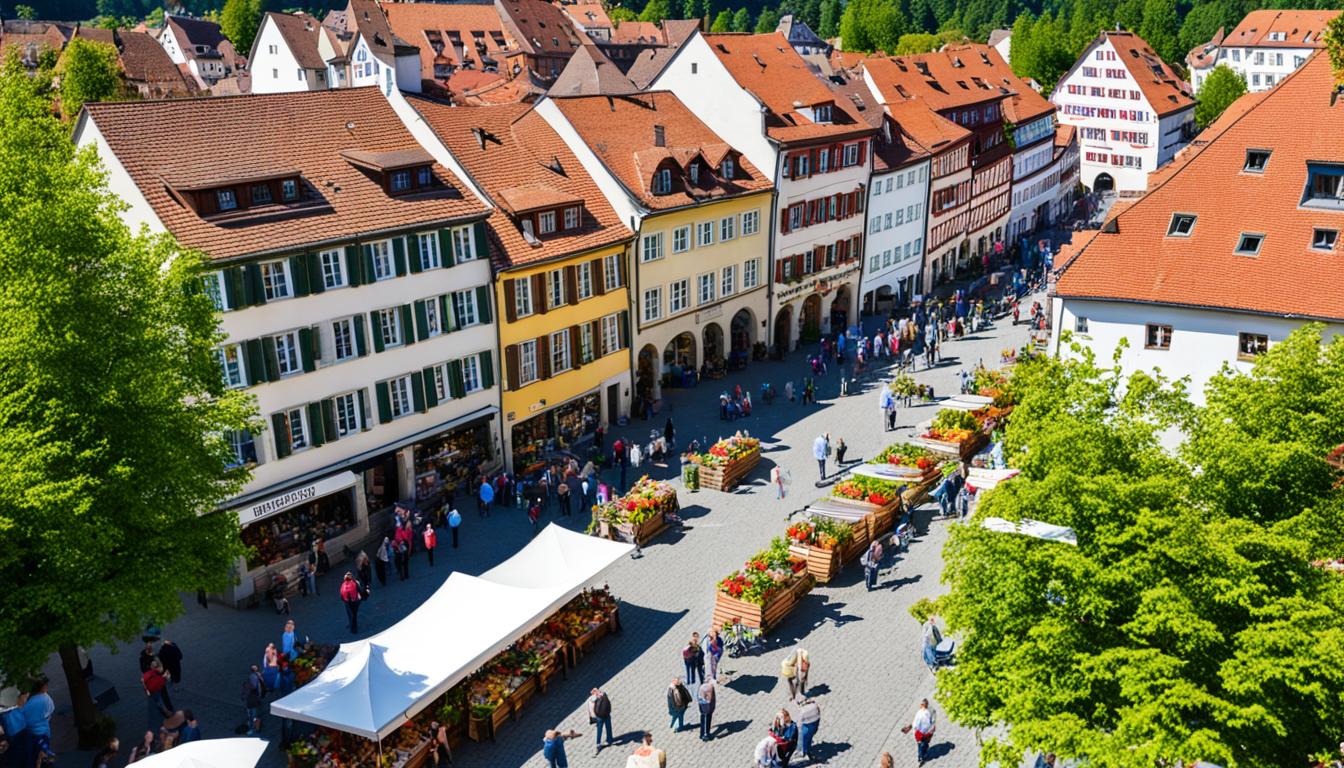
top-left (971, 366), bottom-right (1015, 407)
top-left (688, 433), bottom-right (761, 467)
top-left (588, 476), bottom-right (677, 530)
top-left (923, 409), bottom-right (982, 445)
top-left (785, 517), bottom-right (854, 551)
top-left (547, 586), bottom-right (620, 642)
top-left (872, 443), bottom-right (941, 474)
top-left (290, 643), bottom-right (338, 687)
top-left (717, 537), bottom-right (808, 605)
top-left (832, 474), bottom-right (901, 506)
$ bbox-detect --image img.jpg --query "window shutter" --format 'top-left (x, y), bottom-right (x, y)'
top-left (320, 399), bottom-right (338, 443)
top-left (564, 265), bottom-right (578, 305)
top-left (475, 285), bottom-right (492, 324)
top-left (361, 244), bottom-right (376, 282)
top-left (407, 235), bottom-right (423, 273)
top-left (795, 254), bottom-right (805, 275)
top-left (593, 258), bottom-right (606, 295)
top-left (449, 359), bottom-right (466, 398)
top-left (344, 245), bottom-right (363, 287)
top-left (538, 334), bottom-right (551, 380)
top-left (354, 317), bottom-right (369, 356)
top-left (392, 237), bottom-right (407, 276)
top-left (422, 366), bottom-right (439, 408)
top-left (241, 339), bottom-right (262, 385)
top-left (290, 255), bottom-right (310, 297)
top-left (439, 229), bottom-right (455, 268)
top-left (780, 207), bottom-right (790, 234)
top-left (808, 149), bottom-right (818, 176)
top-left (375, 381), bottom-right (392, 423)
top-left (399, 305), bottom-right (415, 346)
top-left (479, 350), bottom-right (494, 389)
top-left (271, 412), bottom-right (292, 458)
top-left (618, 311), bottom-right (630, 349)
top-left (569, 325), bottom-right (582, 369)
top-left (504, 279), bottom-right (517, 323)
top-left (243, 263), bottom-right (265, 305)
top-left (473, 221), bottom-right (489, 261)
top-left (857, 140), bottom-right (866, 165)
top-left (591, 319), bottom-right (603, 356)
top-left (414, 300), bottom-right (430, 342)
top-left (261, 335), bottom-right (280, 381)
top-left (224, 268), bottom-right (244, 308)
top-left (532, 273), bottom-right (547, 314)
top-left (441, 295), bottom-right (455, 332)
top-left (357, 389), bottom-right (371, 430)
top-left (306, 401), bottom-right (325, 446)
top-left (616, 254), bottom-right (627, 289)
top-left (370, 312), bottom-right (385, 353)
top-left (298, 327), bottom-right (316, 372)
top-left (775, 260), bottom-right (784, 283)
top-left (504, 344), bottom-right (520, 391)
top-left (305, 253), bottom-right (325, 294)
top-left (409, 371), bottom-right (425, 412)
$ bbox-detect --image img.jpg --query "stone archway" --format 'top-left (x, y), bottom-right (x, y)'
top-left (730, 308), bottom-right (755, 366)
top-left (702, 322), bottom-right (724, 365)
top-left (829, 284), bottom-right (852, 333)
top-left (663, 331), bottom-right (697, 370)
top-left (801, 294), bottom-right (822, 342)
top-left (1093, 172), bottom-right (1115, 193)
top-left (635, 343), bottom-right (659, 418)
top-left (773, 305), bottom-right (793, 358)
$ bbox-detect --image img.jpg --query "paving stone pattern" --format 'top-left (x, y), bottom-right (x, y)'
top-left (44, 297), bottom-right (1037, 768)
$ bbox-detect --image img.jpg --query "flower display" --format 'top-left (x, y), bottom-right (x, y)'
top-left (688, 433), bottom-right (760, 467)
top-left (873, 443), bottom-right (941, 472)
top-left (832, 474), bottom-right (901, 506)
top-left (717, 537), bottom-right (807, 605)
top-left (786, 518), bottom-right (853, 551)
top-left (589, 476), bottom-right (677, 530)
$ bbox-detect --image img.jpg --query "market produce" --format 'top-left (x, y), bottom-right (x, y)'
top-left (588, 476), bottom-right (677, 532)
top-left (688, 433), bottom-right (760, 467)
top-left (872, 443), bottom-right (940, 472)
top-left (832, 474), bottom-right (901, 506)
top-left (717, 537), bottom-right (807, 605)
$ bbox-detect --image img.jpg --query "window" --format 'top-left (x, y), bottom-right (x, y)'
top-left (216, 189), bottom-right (237, 211)
top-left (423, 298), bottom-right (442, 337)
top-left (577, 262), bottom-right (593, 299)
top-left (514, 278), bottom-right (534, 317)
top-left (873, 183), bottom-right (882, 197)
top-left (870, 218), bottom-right (882, 235)
top-left (452, 227), bottom-right (475, 262)
top-left (1308, 168), bottom-right (1344, 204)
top-left (216, 344), bottom-right (246, 388)
top-left (896, 209), bottom-right (905, 225)
top-left (673, 226), bottom-right (691, 253)
top-left (366, 240), bottom-right (395, 280)
top-left (641, 232), bottom-right (664, 262)
top-left (225, 430), bottom-right (257, 467)
top-left (697, 221), bottom-right (715, 247)
top-left (284, 407), bottom-right (308, 451)
top-left (452, 289), bottom-right (479, 327)
top-left (1074, 316), bottom-right (1089, 334)
top-left (388, 376), bottom-right (414, 418)
top-left (419, 233), bottom-right (442, 270)
top-left (548, 269), bottom-right (565, 308)
top-left (721, 265), bottom-right (735, 296)
top-left (320, 249), bottom-right (346, 288)
top-left (334, 392), bottom-right (360, 436)
top-left (689, 163), bottom-right (700, 186)
top-left (914, 237), bottom-right (922, 255)
top-left (1238, 332), bottom-right (1269, 360)
top-left (1312, 228), bottom-right (1338, 251)
top-left (843, 143), bottom-right (859, 166)
top-left (518, 339), bottom-right (539, 385)
top-left (539, 211), bottom-right (557, 234)
top-left (550, 330), bottom-right (571, 373)
top-left (697, 272), bottom-right (715, 305)
top-left (274, 331), bottom-right (301, 376)
top-left (1252, 73), bottom-right (1261, 87)
top-left (643, 287), bottom-right (662, 322)
top-left (1244, 149), bottom-right (1270, 173)
top-left (870, 254), bottom-right (881, 272)
top-left (669, 279), bottom-right (689, 313)
top-left (884, 213), bottom-right (892, 228)
top-left (1232, 49), bottom-right (1241, 62)
top-left (720, 215), bottom-right (736, 241)
top-left (462, 355), bottom-right (482, 392)
top-left (202, 272), bottom-right (227, 311)
top-left (377, 308), bottom-right (403, 347)
top-left (882, 249), bottom-right (892, 267)
top-left (653, 168), bottom-right (672, 195)
top-left (789, 205), bottom-right (803, 230)
top-left (417, 167), bottom-right (433, 187)
top-left (1145, 324), bottom-right (1172, 350)
top-left (1167, 214), bottom-right (1197, 237)
top-left (813, 104), bottom-right (832, 123)
top-left (251, 183), bottom-right (272, 205)
top-left (390, 170), bottom-right (411, 192)
top-left (818, 148), bottom-right (829, 173)
top-left (580, 323), bottom-right (594, 363)
top-left (563, 207), bottom-right (579, 229)
top-left (720, 157), bottom-right (735, 178)
top-left (743, 258), bottom-right (759, 289)
top-left (260, 260), bottom-right (291, 300)
top-left (1235, 233), bottom-right (1264, 256)
top-left (600, 314), bottom-right (620, 354)
top-left (603, 254), bottom-right (622, 290)
top-left (332, 317), bottom-right (356, 361)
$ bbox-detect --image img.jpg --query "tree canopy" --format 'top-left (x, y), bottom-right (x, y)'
top-left (218, 0), bottom-right (264, 57)
top-left (933, 330), bottom-right (1344, 767)
top-left (55, 38), bottom-right (126, 118)
top-left (1193, 64), bottom-right (1247, 129)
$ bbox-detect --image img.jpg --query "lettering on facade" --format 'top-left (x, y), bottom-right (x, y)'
top-left (246, 484), bottom-right (318, 521)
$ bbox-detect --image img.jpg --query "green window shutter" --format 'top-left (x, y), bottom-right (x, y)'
top-left (479, 350), bottom-right (494, 389)
top-left (448, 359), bottom-right (466, 399)
top-left (244, 338), bottom-right (266, 385)
top-left (375, 381), bottom-right (392, 423)
top-left (475, 285), bottom-right (492, 324)
top-left (320, 398), bottom-right (338, 443)
top-left (357, 389), bottom-right (371, 430)
top-left (298, 327), bottom-right (316, 372)
top-left (441, 295), bottom-right (455, 332)
top-left (306, 253), bottom-right (325, 294)
top-left (362, 244), bottom-right (376, 282)
top-left (472, 221), bottom-right (488, 261)
top-left (354, 317), bottom-right (369, 357)
top-left (345, 246), bottom-right (363, 287)
top-left (289, 255), bottom-right (310, 297)
top-left (243, 263), bottom-right (265, 306)
top-left (392, 237), bottom-right (407, 276)
top-left (261, 335), bottom-right (280, 381)
top-left (414, 299), bottom-right (430, 342)
top-left (223, 268), bottom-right (243, 309)
top-left (399, 305), bottom-right (415, 346)
top-left (306, 402), bottom-right (325, 446)
top-left (410, 371), bottom-right (426, 412)
top-left (271, 412), bottom-right (292, 458)
top-left (422, 366), bottom-right (439, 408)
top-left (439, 229), bottom-right (455, 268)
top-left (370, 312), bottom-right (385, 353)
top-left (408, 235), bottom-right (423, 273)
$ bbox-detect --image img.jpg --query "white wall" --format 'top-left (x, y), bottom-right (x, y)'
top-left (75, 118), bottom-right (166, 236)
top-left (860, 161), bottom-right (929, 303)
top-left (533, 96), bottom-right (646, 228)
top-left (396, 52), bottom-right (422, 94)
top-left (1194, 46), bottom-right (1314, 91)
top-left (159, 24), bottom-right (185, 64)
top-left (251, 19), bottom-right (321, 95)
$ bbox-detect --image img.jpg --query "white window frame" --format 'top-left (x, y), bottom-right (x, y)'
top-left (462, 355), bottom-right (483, 392)
top-left (217, 189), bottom-right (237, 211)
top-left (720, 215), bottom-right (736, 241)
top-left (518, 340), bottom-right (539, 385)
top-left (697, 272), bottom-right (716, 305)
top-left (720, 157), bottom-right (735, 178)
top-left (643, 286), bottom-right (663, 322)
top-left (539, 211), bottom-right (557, 234)
top-left (260, 260), bottom-right (291, 300)
top-left (423, 298), bottom-right (442, 338)
top-left (580, 323), bottom-right (595, 362)
top-left (669, 278), bottom-right (689, 314)
top-left (285, 407), bottom-right (309, 450)
top-left (334, 391), bottom-right (361, 436)
top-left (673, 226), bottom-right (691, 253)
top-left (742, 210), bottom-right (760, 236)
top-left (419, 233), bottom-right (442, 269)
top-left (563, 207), bottom-right (579, 230)
top-left (274, 331), bottom-right (301, 377)
top-left (202, 271), bottom-right (228, 311)
top-left (550, 330), bottom-right (571, 374)
top-left (320, 249), bottom-right (346, 289)
top-left (743, 258), bottom-right (759, 289)
top-left (603, 254), bottom-right (622, 290)
top-left (600, 313), bottom-right (619, 354)
top-left (332, 317), bottom-right (356, 361)
top-left (452, 227), bottom-right (475, 262)
top-left (844, 143), bottom-right (859, 166)
top-left (577, 262), bottom-right (593, 299)
top-left (366, 240), bottom-right (395, 281)
top-left (697, 221), bottom-right (715, 247)
top-left (217, 344), bottom-right (246, 388)
top-left (548, 269), bottom-right (566, 308)
top-left (453, 289), bottom-right (479, 327)
top-left (641, 232), bottom-right (664, 262)
top-left (378, 308), bottom-right (403, 347)
top-left (388, 375), bottom-right (414, 418)
top-left (653, 168), bottom-right (672, 194)
top-left (721, 265), bottom-right (735, 296)
top-left (515, 279), bottom-right (534, 318)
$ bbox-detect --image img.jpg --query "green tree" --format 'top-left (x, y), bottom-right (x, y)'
top-left (56, 38), bottom-right (125, 118)
top-left (1175, 0), bottom-right (1233, 61)
top-left (0, 54), bottom-right (256, 746)
top-left (639, 0), bottom-right (668, 22)
top-left (1193, 64), bottom-right (1246, 128)
top-left (14, 4), bottom-right (35, 19)
top-left (218, 0), bottom-right (263, 56)
top-left (1008, 11), bottom-right (1036, 80)
top-left (1326, 11), bottom-right (1344, 83)
top-left (754, 7), bottom-right (778, 33)
top-left (838, 0), bottom-right (872, 51)
top-left (1138, 0), bottom-right (1179, 65)
top-left (608, 6), bottom-right (638, 23)
top-left (935, 331), bottom-right (1344, 768)
top-left (818, 0), bottom-right (839, 38)
top-left (731, 7), bottom-right (750, 31)
top-left (710, 9), bottom-right (733, 31)
top-left (682, 0), bottom-right (698, 19)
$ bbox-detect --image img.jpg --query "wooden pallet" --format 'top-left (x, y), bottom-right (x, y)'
top-left (697, 447), bottom-right (761, 492)
top-left (712, 574), bottom-right (813, 632)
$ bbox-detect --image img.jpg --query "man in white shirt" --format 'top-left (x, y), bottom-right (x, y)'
top-left (812, 433), bottom-right (829, 482)
top-left (905, 698), bottom-right (936, 764)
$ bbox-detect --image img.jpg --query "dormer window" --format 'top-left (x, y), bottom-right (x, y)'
top-left (812, 104), bottom-right (832, 123)
top-left (251, 183), bottom-right (272, 205)
top-left (1305, 164), bottom-right (1344, 210)
top-left (281, 179), bottom-right (298, 201)
top-left (689, 163), bottom-right (700, 185)
top-left (418, 167), bottom-right (433, 186)
top-left (1167, 213), bottom-right (1196, 237)
top-left (720, 157), bottom-right (735, 179)
top-left (216, 189), bottom-right (237, 211)
top-left (653, 168), bottom-right (672, 195)
top-left (390, 170), bottom-right (412, 193)
top-left (539, 210), bottom-right (556, 234)
top-left (1243, 149), bottom-right (1270, 173)
top-left (1235, 233), bottom-right (1264, 256)
top-left (563, 206), bottom-right (579, 229)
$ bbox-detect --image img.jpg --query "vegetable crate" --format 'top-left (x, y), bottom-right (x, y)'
top-left (712, 574), bottom-right (813, 633)
top-left (787, 543), bottom-right (840, 583)
top-left (595, 513), bottom-right (668, 547)
top-left (697, 446), bottom-right (761, 492)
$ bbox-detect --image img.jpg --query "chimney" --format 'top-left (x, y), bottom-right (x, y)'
top-left (653, 124), bottom-right (665, 147)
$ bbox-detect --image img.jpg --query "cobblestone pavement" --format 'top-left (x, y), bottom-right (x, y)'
top-left (43, 294), bottom-right (1038, 768)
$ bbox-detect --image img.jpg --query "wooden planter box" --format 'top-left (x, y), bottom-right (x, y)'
top-left (711, 574), bottom-right (813, 633)
top-left (506, 675), bottom-right (538, 719)
top-left (839, 523), bottom-right (870, 564)
top-left (697, 447), bottom-right (761, 492)
top-left (788, 543), bottom-right (841, 583)
top-left (467, 701), bottom-right (511, 742)
top-left (574, 617), bottom-right (611, 655)
top-left (538, 650), bottom-right (565, 692)
top-left (823, 495), bottom-right (900, 540)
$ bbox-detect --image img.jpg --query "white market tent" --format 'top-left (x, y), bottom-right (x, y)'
top-left (981, 517), bottom-right (1078, 546)
top-left (270, 524), bottom-right (633, 739)
top-left (965, 467), bottom-right (1020, 492)
top-left (131, 738), bottom-right (268, 768)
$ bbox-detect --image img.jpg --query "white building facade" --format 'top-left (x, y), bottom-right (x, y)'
top-left (1006, 113), bottom-right (1059, 238)
top-left (860, 144), bottom-right (930, 313)
top-left (1189, 9), bottom-right (1338, 92)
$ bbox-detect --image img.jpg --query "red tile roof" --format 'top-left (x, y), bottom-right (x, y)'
top-left (861, 51), bottom-right (1005, 114)
top-left (826, 70), bottom-right (929, 172)
top-left (497, 0), bottom-right (584, 58)
top-left (549, 90), bottom-right (773, 210)
top-left (382, 2), bottom-right (513, 84)
top-left (84, 88), bottom-right (487, 261)
top-left (1055, 52), bottom-right (1344, 322)
top-left (939, 44), bottom-right (1054, 125)
top-left (1224, 9), bottom-right (1339, 49)
top-left (1097, 30), bottom-right (1194, 117)
top-left (410, 97), bottom-right (632, 269)
top-left (262, 12), bottom-right (328, 70)
top-left (561, 2), bottom-right (612, 31)
top-left (878, 98), bottom-right (970, 155)
top-left (117, 29), bottom-right (194, 93)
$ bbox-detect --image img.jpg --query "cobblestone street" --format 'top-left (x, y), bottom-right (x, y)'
top-left (45, 295), bottom-right (1038, 768)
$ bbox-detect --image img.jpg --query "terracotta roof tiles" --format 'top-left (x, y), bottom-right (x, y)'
top-left (262, 12), bottom-right (327, 70)
top-left (117, 29), bottom-right (193, 92)
top-left (382, 3), bottom-right (513, 84)
top-left (1224, 9), bottom-right (1339, 49)
top-left (1100, 31), bottom-right (1194, 117)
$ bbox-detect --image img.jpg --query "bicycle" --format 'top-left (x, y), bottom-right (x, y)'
top-left (723, 619), bottom-right (765, 658)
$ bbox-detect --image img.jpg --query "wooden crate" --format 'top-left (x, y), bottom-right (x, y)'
top-left (467, 702), bottom-right (510, 742)
top-left (788, 543), bottom-right (841, 583)
top-left (839, 523), bottom-right (870, 565)
top-left (697, 447), bottom-right (761, 492)
top-left (596, 512), bottom-right (669, 546)
top-left (712, 574), bottom-right (813, 633)
top-left (507, 676), bottom-right (538, 719)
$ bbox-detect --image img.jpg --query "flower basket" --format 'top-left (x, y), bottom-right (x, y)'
top-left (713, 537), bottom-right (813, 632)
top-left (688, 434), bottom-right (761, 492)
top-left (784, 518), bottom-right (856, 583)
top-left (590, 476), bottom-right (678, 546)
top-left (787, 542), bottom-right (841, 583)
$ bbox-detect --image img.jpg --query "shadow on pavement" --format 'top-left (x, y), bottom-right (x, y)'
top-left (724, 673), bottom-right (776, 696)
top-left (805, 739), bottom-right (853, 763)
top-left (711, 718), bottom-right (753, 739)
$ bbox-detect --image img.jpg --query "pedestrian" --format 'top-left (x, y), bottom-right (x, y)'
top-left (142, 661), bottom-right (171, 727)
top-left (1034, 753), bottom-right (1057, 768)
top-left (22, 679), bottom-right (54, 764)
top-left (340, 572), bottom-right (362, 634)
top-left (797, 698), bottom-right (820, 760)
top-left (785, 380), bottom-right (795, 402)
top-left (557, 481), bottom-right (571, 516)
top-left (702, 628), bottom-right (724, 682)
top-left (356, 552), bottom-right (373, 598)
top-left (779, 650), bottom-right (799, 701)
top-left (126, 730), bottom-right (156, 763)
top-left (664, 417), bottom-right (676, 450)
top-left (587, 688), bottom-right (613, 754)
top-left (479, 477), bottom-right (494, 517)
top-left (241, 665), bottom-right (264, 736)
top-left (178, 710), bottom-right (201, 744)
top-left (375, 537), bottom-right (390, 586)
top-left (423, 523), bottom-right (438, 567)
top-left (90, 738), bottom-right (120, 768)
top-left (812, 432), bottom-right (829, 481)
top-left (158, 639), bottom-right (183, 686)
top-left (280, 619), bottom-right (298, 661)
top-left (528, 497), bottom-right (542, 530)
top-left (428, 720), bottom-right (453, 767)
top-left (542, 728), bottom-right (582, 768)
top-left (900, 698), bottom-right (937, 765)
top-left (861, 540), bottom-right (883, 591)
top-left (880, 752), bottom-right (894, 768)
top-left (394, 539), bottom-right (409, 581)
top-left (770, 464), bottom-right (786, 499)
top-left (261, 642), bottom-right (281, 691)
top-left (922, 615), bottom-right (941, 669)
top-left (448, 506), bottom-right (462, 548)
top-left (835, 437), bottom-right (848, 465)
top-left (666, 677), bottom-right (692, 732)
top-left (138, 641), bottom-right (156, 673)
top-left (630, 441), bottom-right (643, 469)
top-left (696, 680), bottom-right (715, 741)
top-left (772, 709), bottom-right (799, 768)
top-left (627, 732), bottom-right (666, 768)
top-left (683, 634), bottom-right (705, 685)
top-left (2, 690), bottom-right (26, 765)
top-left (794, 647), bottom-right (810, 696)
top-left (754, 735), bottom-right (781, 768)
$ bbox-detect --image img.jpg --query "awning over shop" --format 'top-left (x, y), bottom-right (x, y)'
top-left (231, 471), bottom-right (358, 526)
top-left (270, 524), bottom-right (633, 739)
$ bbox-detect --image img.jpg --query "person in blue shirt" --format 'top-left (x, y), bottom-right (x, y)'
top-left (542, 727), bottom-right (581, 768)
top-left (178, 710), bottom-right (202, 744)
top-left (22, 680), bottom-right (55, 762)
top-left (478, 478), bottom-right (494, 517)
top-left (1, 694), bottom-right (26, 764)
top-left (281, 619), bottom-right (298, 660)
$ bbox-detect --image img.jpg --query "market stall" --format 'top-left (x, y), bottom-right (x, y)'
top-left (712, 537), bottom-right (813, 632)
top-left (783, 517), bottom-right (858, 583)
top-left (589, 475), bottom-right (679, 546)
top-left (827, 474), bottom-right (906, 538)
top-left (685, 433), bottom-right (761, 492)
top-left (135, 738), bottom-right (268, 768)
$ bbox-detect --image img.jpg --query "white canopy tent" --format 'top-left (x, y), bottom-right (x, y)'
top-left (965, 467), bottom-right (1020, 492)
top-left (130, 738), bottom-right (268, 768)
top-left (981, 517), bottom-right (1078, 546)
top-left (270, 524), bottom-right (633, 739)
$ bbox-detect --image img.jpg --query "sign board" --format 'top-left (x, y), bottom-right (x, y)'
top-left (235, 472), bottom-right (358, 525)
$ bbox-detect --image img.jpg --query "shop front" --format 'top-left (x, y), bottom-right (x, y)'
top-left (412, 417), bottom-right (495, 517)
top-left (509, 391), bottom-right (601, 475)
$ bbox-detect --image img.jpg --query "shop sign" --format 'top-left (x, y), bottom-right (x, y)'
top-left (695, 304), bottom-right (723, 323)
top-left (234, 472), bottom-right (358, 525)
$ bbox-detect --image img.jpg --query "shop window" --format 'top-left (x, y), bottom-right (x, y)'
top-left (1145, 323), bottom-right (1172, 350)
top-left (241, 487), bottom-right (356, 569)
top-left (414, 421), bottom-right (492, 508)
top-left (1238, 332), bottom-right (1268, 360)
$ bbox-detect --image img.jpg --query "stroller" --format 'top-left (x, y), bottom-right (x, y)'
top-left (924, 621), bottom-right (955, 670)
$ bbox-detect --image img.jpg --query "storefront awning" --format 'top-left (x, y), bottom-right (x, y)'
top-left (231, 471), bottom-right (358, 526)
top-left (269, 524), bottom-right (633, 739)
top-left (129, 738), bottom-right (267, 767)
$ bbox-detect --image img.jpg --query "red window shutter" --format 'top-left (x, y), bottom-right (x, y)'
top-left (794, 254), bottom-right (804, 275)
top-left (775, 259), bottom-right (785, 283)
top-left (858, 140), bottom-right (867, 166)
top-left (780, 207), bottom-right (790, 234)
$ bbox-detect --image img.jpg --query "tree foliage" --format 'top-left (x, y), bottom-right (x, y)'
top-left (731, 7), bottom-right (751, 31)
top-left (934, 330), bottom-right (1344, 768)
top-left (1327, 11), bottom-right (1344, 84)
top-left (1193, 64), bottom-right (1246, 129)
top-left (0, 53), bottom-right (256, 741)
top-left (817, 0), bottom-right (839, 38)
top-left (15, 4), bottom-right (35, 19)
top-left (710, 8), bottom-right (733, 30)
top-left (219, 0), bottom-right (264, 55)
top-left (55, 38), bottom-right (126, 118)
top-left (754, 7), bottom-right (778, 32)
top-left (608, 6), bottom-right (638, 23)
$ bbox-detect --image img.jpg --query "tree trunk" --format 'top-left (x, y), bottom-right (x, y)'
top-left (57, 643), bottom-right (100, 749)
